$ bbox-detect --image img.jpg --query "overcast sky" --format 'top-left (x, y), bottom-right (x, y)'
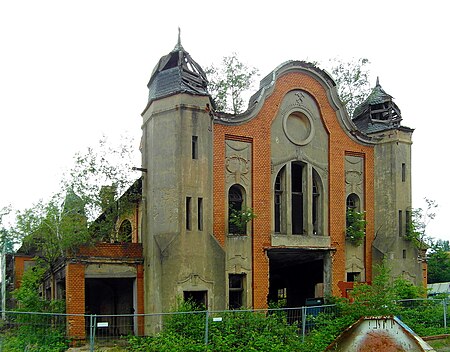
top-left (1, 1), bottom-right (448, 240)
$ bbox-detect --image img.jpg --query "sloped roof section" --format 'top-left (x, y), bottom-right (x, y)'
top-left (147, 31), bottom-right (208, 104)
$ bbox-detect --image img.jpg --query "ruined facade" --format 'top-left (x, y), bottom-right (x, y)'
top-left (139, 40), bottom-right (425, 317)
top-left (10, 39), bottom-right (425, 338)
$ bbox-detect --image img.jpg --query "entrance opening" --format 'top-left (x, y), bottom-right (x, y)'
top-left (85, 278), bottom-right (135, 336)
top-left (268, 248), bottom-right (327, 308)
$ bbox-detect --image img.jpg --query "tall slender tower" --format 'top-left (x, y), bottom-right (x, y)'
top-left (353, 79), bottom-right (422, 284)
top-left (140, 36), bottom-right (225, 320)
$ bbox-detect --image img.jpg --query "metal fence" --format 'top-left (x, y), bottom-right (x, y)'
top-left (0, 300), bottom-right (448, 351)
top-left (0, 305), bottom-right (337, 351)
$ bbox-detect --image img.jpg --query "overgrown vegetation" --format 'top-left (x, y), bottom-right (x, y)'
top-left (128, 301), bottom-right (304, 351)
top-left (229, 207), bottom-right (256, 235)
top-left (127, 263), bottom-right (440, 352)
top-left (0, 266), bottom-right (68, 351)
top-left (345, 209), bottom-right (366, 246)
top-left (205, 53), bottom-right (259, 114)
top-left (326, 57), bottom-right (371, 117)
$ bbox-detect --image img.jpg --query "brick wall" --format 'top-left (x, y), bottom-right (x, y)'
top-left (13, 255), bottom-right (35, 289)
top-left (76, 242), bottom-right (143, 258)
top-left (66, 263), bottom-right (86, 340)
top-left (213, 70), bottom-right (375, 308)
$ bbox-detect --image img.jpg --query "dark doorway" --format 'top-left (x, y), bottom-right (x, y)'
top-left (85, 278), bottom-right (135, 336)
top-left (267, 248), bottom-right (326, 308)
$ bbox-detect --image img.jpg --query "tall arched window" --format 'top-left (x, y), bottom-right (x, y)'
top-left (118, 219), bottom-right (132, 242)
top-left (228, 184), bottom-right (244, 234)
top-left (312, 169), bottom-right (321, 235)
top-left (274, 167), bottom-right (285, 233)
top-left (291, 162), bottom-right (304, 235)
top-left (273, 163), bottom-right (324, 236)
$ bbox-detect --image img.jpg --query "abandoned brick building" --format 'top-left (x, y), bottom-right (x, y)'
top-left (11, 38), bottom-right (425, 337)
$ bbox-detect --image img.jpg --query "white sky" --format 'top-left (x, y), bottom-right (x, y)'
top-left (1, 1), bottom-right (448, 241)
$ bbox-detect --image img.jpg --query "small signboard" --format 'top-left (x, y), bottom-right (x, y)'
top-left (97, 322), bottom-right (109, 328)
top-left (213, 317), bottom-right (223, 322)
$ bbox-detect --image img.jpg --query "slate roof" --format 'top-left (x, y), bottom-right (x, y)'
top-left (147, 34), bottom-right (208, 104)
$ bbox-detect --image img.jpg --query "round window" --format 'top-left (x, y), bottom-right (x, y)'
top-left (282, 109), bottom-right (315, 145)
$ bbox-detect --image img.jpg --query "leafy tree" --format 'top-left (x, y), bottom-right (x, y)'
top-left (406, 198), bottom-right (437, 250)
top-left (12, 135), bottom-right (138, 299)
top-left (205, 53), bottom-right (259, 114)
top-left (206, 54), bottom-right (371, 118)
top-left (433, 239), bottom-right (450, 251)
top-left (327, 57), bottom-right (371, 117)
top-left (64, 134), bottom-right (138, 221)
top-left (427, 240), bottom-right (450, 283)
top-left (1, 205), bottom-right (16, 253)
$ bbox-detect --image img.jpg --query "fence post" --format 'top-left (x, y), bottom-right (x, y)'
top-left (204, 310), bottom-right (209, 346)
top-left (89, 314), bottom-right (96, 352)
top-left (301, 306), bottom-right (307, 343)
top-left (443, 300), bottom-right (447, 330)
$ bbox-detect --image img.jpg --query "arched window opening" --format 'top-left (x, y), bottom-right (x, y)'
top-left (228, 184), bottom-right (244, 234)
top-left (346, 193), bottom-right (361, 228)
top-left (312, 169), bottom-right (321, 235)
top-left (346, 193), bottom-right (360, 212)
top-left (274, 167), bottom-right (285, 233)
top-left (118, 219), bottom-right (132, 243)
top-left (291, 162), bottom-right (304, 235)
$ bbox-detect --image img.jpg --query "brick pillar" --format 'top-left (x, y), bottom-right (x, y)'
top-left (66, 263), bottom-right (85, 340)
top-left (136, 264), bottom-right (145, 336)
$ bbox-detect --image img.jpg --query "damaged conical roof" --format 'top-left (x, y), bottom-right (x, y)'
top-left (147, 30), bottom-right (208, 103)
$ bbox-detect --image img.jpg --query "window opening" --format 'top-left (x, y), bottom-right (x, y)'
top-left (274, 168), bottom-right (284, 233)
top-left (229, 274), bottom-right (245, 309)
top-left (403, 249), bottom-right (407, 259)
top-left (228, 185), bottom-right (244, 234)
top-left (346, 193), bottom-right (361, 228)
top-left (291, 162), bottom-right (304, 234)
top-left (398, 210), bottom-right (403, 236)
top-left (346, 272), bottom-right (361, 282)
top-left (312, 172), bottom-right (320, 235)
top-left (346, 194), bottom-right (360, 211)
top-left (405, 210), bottom-right (411, 236)
top-left (198, 197), bottom-right (203, 231)
top-left (183, 290), bottom-right (207, 309)
top-left (278, 288), bottom-right (287, 300)
top-left (118, 219), bottom-right (132, 242)
top-left (192, 136), bottom-right (198, 159)
top-left (402, 163), bottom-right (406, 182)
top-left (186, 197), bottom-right (192, 230)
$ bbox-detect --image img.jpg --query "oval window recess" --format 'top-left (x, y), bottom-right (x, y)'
top-left (282, 109), bottom-right (315, 146)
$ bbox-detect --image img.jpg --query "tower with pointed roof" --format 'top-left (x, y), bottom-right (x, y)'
top-left (140, 34), bottom-right (225, 320)
top-left (353, 79), bottom-right (419, 281)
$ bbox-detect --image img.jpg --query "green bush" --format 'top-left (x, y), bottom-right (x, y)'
top-left (1, 326), bottom-right (68, 352)
top-left (128, 306), bottom-right (304, 352)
